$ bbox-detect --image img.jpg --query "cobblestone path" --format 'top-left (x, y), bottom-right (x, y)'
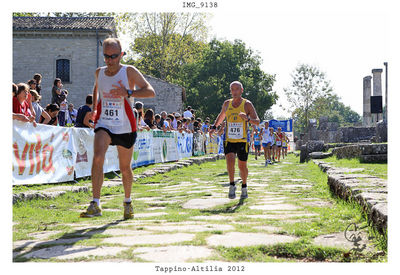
top-left (13, 154), bottom-right (383, 263)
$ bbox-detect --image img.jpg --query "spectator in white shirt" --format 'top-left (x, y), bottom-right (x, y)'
top-left (183, 106), bottom-right (193, 118)
top-left (66, 103), bottom-right (78, 125)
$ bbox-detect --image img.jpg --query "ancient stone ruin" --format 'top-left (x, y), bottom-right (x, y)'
top-left (297, 66), bottom-right (388, 165)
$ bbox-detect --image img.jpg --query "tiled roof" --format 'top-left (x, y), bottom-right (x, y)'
top-left (13, 17), bottom-right (116, 32)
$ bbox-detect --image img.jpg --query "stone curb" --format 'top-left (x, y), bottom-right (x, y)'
top-left (313, 160), bottom-right (387, 234)
top-left (13, 154), bottom-right (226, 204)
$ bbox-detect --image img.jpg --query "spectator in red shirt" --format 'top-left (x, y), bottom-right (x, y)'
top-left (13, 83), bottom-right (36, 127)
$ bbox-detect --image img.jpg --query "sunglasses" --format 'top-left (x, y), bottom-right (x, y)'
top-left (103, 53), bottom-right (121, 59)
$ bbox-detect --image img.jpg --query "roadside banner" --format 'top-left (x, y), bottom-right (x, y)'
top-left (13, 122), bottom-right (221, 185)
top-left (12, 121), bottom-right (76, 185)
top-left (206, 134), bottom-right (219, 154)
top-left (72, 127), bottom-right (94, 178)
top-left (132, 130), bottom-right (155, 168)
top-left (193, 132), bottom-right (205, 156)
top-left (268, 119), bottom-right (293, 132)
top-left (177, 132), bottom-right (193, 159)
top-left (153, 130), bottom-right (179, 163)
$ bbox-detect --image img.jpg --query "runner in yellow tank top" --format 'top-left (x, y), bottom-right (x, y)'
top-left (210, 81), bottom-right (260, 200)
top-left (225, 98), bottom-right (248, 143)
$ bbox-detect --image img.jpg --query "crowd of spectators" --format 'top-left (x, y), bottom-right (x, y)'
top-left (133, 104), bottom-right (223, 137)
top-left (13, 75), bottom-right (223, 138)
top-left (13, 73), bottom-right (82, 129)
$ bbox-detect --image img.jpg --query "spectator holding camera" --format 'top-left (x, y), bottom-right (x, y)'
top-left (33, 73), bottom-right (42, 95)
top-left (51, 78), bottom-right (67, 107)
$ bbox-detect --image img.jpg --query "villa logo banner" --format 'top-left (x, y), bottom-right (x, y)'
top-left (12, 121), bottom-right (76, 185)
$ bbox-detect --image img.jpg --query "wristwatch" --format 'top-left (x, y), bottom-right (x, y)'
top-left (127, 89), bottom-right (133, 98)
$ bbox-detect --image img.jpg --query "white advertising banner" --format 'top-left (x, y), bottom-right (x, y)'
top-left (132, 130), bottom-right (155, 168)
top-left (13, 123), bottom-right (218, 185)
top-left (12, 121), bottom-right (76, 185)
top-left (153, 130), bottom-right (179, 163)
top-left (176, 132), bottom-right (193, 159)
top-left (72, 127), bottom-right (94, 178)
top-left (71, 127), bottom-right (120, 178)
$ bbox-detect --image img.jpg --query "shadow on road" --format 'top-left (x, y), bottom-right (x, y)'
top-left (199, 198), bottom-right (246, 214)
top-left (14, 219), bottom-right (125, 262)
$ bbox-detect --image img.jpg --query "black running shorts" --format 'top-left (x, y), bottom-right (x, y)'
top-left (224, 142), bottom-right (249, 161)
top-left (94, 127), bottom-right (137, 149)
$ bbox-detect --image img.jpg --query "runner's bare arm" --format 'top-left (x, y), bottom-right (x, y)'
top-left (127, 66), bottom-right (155, 98)
top-left (244, 101), bottom-right (260, 126)
top-left (92, 68), bottom-right (100, 112)
top-left (213, 100), bottom-right (230, 127)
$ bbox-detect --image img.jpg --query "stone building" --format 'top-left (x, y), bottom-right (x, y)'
top-left (13, 16), bottom-right (185, 114)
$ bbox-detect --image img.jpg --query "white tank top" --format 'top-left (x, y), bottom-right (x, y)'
top-left (262, 128), bottom-right (270, 141)
top-left (95, 65), bottom-right (136, 134)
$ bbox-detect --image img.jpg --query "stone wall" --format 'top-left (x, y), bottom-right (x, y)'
top-left (332, 143), bottom-right (387, 163)
top-left (314, 160), bottom-right (387, 234)
top-left (13, 33), bottom-right (107, 109)
top-left (140, 75), bottom-right (184, 114)
top-left (299, 114), bottom-right (384, 145)
top-left (13, 32), bottom-right (184, 114)
top-left (341, 127), bottom-right (376, 143)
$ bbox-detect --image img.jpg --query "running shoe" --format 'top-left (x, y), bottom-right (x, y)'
top-left (228, 185), bottom-right (236, 199)
top-left (80, 201), bottom-right (102, 218)
top-left (123, 202), bottom-right (134, 219)
top-left (240, 187), bottom-right (248, 199)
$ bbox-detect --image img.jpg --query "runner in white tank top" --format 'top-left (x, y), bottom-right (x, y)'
top-left (80, 38), bottom-right (155, 220)
top-left (95, 65), bottom-right (136, 134)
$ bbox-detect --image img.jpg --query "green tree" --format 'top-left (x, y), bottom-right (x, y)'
top-left (284, 64), bottom-right (333, 134)
top-left (182, 39), bottom-right (276, 120)
top-left (120, 13), bottom-right (210, 81)
top-left (129, 32), bottom-right (206, 83)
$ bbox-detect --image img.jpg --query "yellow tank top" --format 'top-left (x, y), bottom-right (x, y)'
top-left (225, 98), bottom-right (247, 143)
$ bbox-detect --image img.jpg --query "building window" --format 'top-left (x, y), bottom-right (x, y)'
top-left (56, 59), bottom-right (70, 82)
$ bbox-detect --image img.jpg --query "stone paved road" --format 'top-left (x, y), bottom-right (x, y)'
top-left (13, 154), bottom-right (380, 262)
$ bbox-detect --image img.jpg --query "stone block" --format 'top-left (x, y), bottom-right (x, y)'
top-left (359, 144), bottom-right (387, 155)
top-left (360, 154), bottom-right (387, 163)
top-left (307, 140), bottom-right (325, 153)
top-left (370, 203), bottom-right (387, 233)
top-left (309, 152), bottom-right (333, 159)
top-left (300, 145), bottom-right (308, 163)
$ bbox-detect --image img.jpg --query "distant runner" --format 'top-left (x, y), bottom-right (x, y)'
top-left (252, 126), bottom-right (261, 160)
